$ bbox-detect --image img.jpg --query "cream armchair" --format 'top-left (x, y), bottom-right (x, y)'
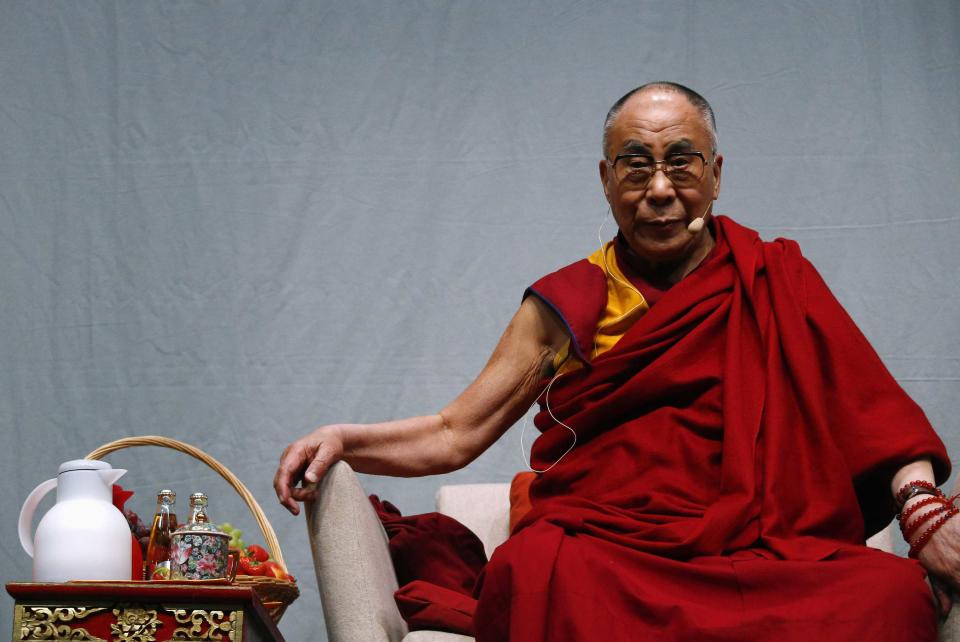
top-left (305, 462), bottom-right (960, 642)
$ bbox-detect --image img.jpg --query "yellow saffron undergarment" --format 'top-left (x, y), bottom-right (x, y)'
top-left (552, 241), bottom-right (650, 376)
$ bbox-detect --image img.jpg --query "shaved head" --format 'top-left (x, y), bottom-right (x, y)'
top-left (603, 82), bottom-right (717, 157)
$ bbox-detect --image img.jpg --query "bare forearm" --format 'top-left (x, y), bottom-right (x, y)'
top-left (343, 359), bottom-right (547, 477)
top-left (891, 458), bottom-right (935, 500)
top-left (335, 413), bottom-right (464, 477)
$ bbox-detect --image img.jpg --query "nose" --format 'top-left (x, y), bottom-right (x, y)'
top-left (644, 167), bottom-right (675, 205)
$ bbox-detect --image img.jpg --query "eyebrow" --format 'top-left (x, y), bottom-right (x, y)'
top-left (620, 140), bottom-right (651, 154)
top-left (665, 139), bottom-right (696, 153)
top-left (618, 138), bottom-right (698, 155)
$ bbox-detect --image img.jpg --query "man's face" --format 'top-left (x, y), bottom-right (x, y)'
top-left (599, 90), bottom-right (723, 268)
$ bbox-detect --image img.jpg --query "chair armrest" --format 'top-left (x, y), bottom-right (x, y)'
top-left (305, 461), bottom-right (409, 642)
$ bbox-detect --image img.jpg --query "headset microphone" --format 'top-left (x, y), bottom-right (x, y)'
top-left (686, 200), bottom-right (714, 234)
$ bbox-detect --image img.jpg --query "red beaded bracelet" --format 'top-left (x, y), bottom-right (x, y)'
top-left (896, 480), bottom-right (941, 509)
top-left (902, 504), bottom-right (949, 541)
top-left (898, 495), bottom-right (943, 522)
top-left (909, 507), bottom-right (959, 559)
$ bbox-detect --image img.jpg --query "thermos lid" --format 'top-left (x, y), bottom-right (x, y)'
top-left (57, 459), bottom-right (112, 474)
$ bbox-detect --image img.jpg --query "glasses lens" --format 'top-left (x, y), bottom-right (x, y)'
top-left (664, 154), bottom-right (704, 186)
top-left (615, 156), bottom-right (654, 186)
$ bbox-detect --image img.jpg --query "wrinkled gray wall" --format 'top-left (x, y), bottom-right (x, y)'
top-left (2, 2), bottom-right (958, 639)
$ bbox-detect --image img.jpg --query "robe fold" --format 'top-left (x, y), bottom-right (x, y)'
top-left (474, 215), bottom-right (949, 641)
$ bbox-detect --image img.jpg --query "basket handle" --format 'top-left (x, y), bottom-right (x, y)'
top-left (86, 435), bottom-right (287, 570)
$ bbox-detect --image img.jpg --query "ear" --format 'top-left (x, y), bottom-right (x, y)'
top-left (711, 153), bottom-right (723, 200)
top-left (599, 158), bottom-right (612, 203)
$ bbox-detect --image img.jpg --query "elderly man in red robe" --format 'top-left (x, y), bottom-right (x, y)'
top-left (275, 82), bottom-right (959, 641)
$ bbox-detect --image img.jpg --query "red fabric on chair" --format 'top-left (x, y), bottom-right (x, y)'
top-left (395, 580), bottom-right (477, 635)
top-left (369, 495), bottom-right (484, 635)
top-left (370, 495), bottom-right (487, 594)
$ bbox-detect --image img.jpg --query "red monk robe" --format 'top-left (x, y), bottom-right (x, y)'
top-left (473, 215), bottom-right (950, 642)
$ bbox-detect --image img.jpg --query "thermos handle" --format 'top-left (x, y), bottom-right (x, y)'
top-left (18, 478), bottom-right (57, 558)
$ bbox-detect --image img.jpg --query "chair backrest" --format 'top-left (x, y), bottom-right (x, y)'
top-left (435, 483), bottom-right (511, 559)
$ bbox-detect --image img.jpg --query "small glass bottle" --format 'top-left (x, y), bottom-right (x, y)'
top-left (144, 489), bottom-right (177, 580)
top-left (187, 492), bottom-right (210, 524)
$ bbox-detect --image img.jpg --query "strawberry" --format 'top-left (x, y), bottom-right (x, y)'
top-left (239, 555), bottom-right (265, 576)
top-left (260, 560), bottom-right (286, 579)
top-left (246, 544), bottom-right (270, 563)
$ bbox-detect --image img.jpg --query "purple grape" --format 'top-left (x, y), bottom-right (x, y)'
top-left (124, 509), bottom-right (140, 533)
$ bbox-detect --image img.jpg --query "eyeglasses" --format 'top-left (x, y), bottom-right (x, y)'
top-left (607, 151), bottom-right (709, 189)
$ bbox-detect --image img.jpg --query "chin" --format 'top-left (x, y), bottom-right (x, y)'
top-left (626, 232), bottom-right (693, 265)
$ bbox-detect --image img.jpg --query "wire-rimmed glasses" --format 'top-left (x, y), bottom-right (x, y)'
top-left (607, 151), bottom-right (709, 189)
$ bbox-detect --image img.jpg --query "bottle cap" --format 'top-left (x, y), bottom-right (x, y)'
top-left (175, 492), bottom-right (219, 534)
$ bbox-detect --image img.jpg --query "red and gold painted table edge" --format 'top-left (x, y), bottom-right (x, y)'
top-left (6, 580), bottom-right (285, 642)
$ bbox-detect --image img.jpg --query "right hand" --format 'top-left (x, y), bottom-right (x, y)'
top-left (273, 425), bottom-right (346, 515)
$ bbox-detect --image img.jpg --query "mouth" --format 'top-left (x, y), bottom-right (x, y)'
top-left (646, 218), bottom-right (682, 225)
top-left (640, 218), bottom-right (684, 229)
top-left (631, 217), bottom-right (686, 240)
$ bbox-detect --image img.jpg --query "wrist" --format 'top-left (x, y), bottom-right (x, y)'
top-left (894, 481), bottom-right (959, 558)
top-left (909, 506), bottom-right (959, 559)
top-left (895, 479), bottom-right (940, 511)
top-left (902, 494), bottom-right (942, 515)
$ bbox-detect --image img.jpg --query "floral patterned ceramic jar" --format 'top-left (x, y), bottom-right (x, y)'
top-left (169, 493), bottom-right (237, 581)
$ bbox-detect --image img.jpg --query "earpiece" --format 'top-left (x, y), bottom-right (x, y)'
top-left (518, 371), bottom-right (577, 474)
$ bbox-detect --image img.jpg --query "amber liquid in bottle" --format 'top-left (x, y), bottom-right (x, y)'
top-left (145, 490), bottom-right (178, 580)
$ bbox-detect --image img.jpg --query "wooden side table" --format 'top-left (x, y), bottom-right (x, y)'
top-left (6, 581), bottom-right (286, 642)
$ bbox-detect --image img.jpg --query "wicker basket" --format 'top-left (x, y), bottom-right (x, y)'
top-left (86, 435), bottom-right (300, 623)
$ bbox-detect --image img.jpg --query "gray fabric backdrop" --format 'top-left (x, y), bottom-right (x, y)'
top-left (2, 1), bottom-right (958, 639)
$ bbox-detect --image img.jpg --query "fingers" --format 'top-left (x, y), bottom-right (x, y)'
top-left (291, 486), bottom-right (319, 502)
top-left (274, 432), bottom-right (343, 516)
top-left (280, 494), bottom-right (301, 516)
top-left (303, 445), bottom-right (336, 484)
top-left (274, 441), bottom-right (312, 515)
